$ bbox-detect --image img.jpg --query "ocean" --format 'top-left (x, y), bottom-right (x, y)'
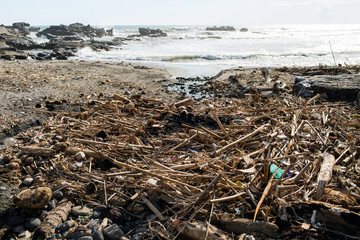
top-left (32, 24), bottom-right (360, 77)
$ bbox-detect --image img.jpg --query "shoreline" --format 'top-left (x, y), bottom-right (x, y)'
top-left (1, 59), bottom-right (359, 143)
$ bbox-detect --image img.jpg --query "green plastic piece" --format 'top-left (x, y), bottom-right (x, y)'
top-left (270, 163), bottom-right (284, 179)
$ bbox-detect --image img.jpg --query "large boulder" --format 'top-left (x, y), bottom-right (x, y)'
top-left (13, 187), bottom-right (52, 209)
top-left (106, 28), bottom-right (114, 36)
top-left (0, 25), bottom-right (10, 35)
top-left (36, 25), bottom-right (74, 38)
top-left (138, 27), bottom-right (167, 37)
top-left (37, 23), bottom-right (107, 39)
top-left (10, 22), bottom-right (30, 35)
top-left (0, 49), bottom-right (28, 60)
top-left (293, 74), bottom-right (360, 102)
top-left (0, 41), bottom-right (9, 49)
top-left (206, 26), bottom-right (236, 31)
top-left (5, 35), bottom-right (40, 50)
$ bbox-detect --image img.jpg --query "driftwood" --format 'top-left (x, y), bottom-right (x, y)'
top-left (176, 220), bottom-right (231, 240)
top-left (20, 145), bottom-right (56, 157)
top-left (65, 147), bottom-right (104, 160)
top-left (292, 201), bottom-right (360, 238)
top-left (194, 211), bottom-right (279, 238)
top-left (316, 152), bottom-right (336, 200)
top-left (34, 200), bottom-right (73, 239)
top-left (217, 214), bottom-right (279, 238)
top-left (214, 125), bottom-right (267, 155)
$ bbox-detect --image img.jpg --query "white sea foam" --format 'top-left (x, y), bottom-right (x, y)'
top-left (57, 24), bottom-right (360, 77)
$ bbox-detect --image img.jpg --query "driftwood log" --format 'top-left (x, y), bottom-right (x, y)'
top-left (33, 200), bottom-right (73, 239)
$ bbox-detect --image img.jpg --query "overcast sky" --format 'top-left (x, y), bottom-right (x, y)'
top-left (1, 0), bottom-right (360, 26)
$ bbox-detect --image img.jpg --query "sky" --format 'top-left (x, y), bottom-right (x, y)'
top-left (1, 0), bottom-right (360, 26)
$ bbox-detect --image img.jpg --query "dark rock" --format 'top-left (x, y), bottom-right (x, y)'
top-left (36, 25), bottom-right (74, 38)
top-left (240, 28), bottom-right (248, 32)
top-left (94, 205), bottom-right (107, 212)
top-left (75, 231), bottom-right (85, 239)
top-left (40, 210), bottom-right (48, 220)
top-left (11, 22), bottom-right (30, 35)
top-left (55, 233), bottom-right (62, 239)
top-left (5, 35), bottom-right (39, 50)
top-left (293, 77), bottom-right (314, 98)
top-left (79, 236), bottom-right (93, 240)
top-left (357, 92), bottom-right (360, 110)
top-left (60, 220), bottom-right (73, 231)
top-left (107, 208), bottom-right (124, 223)
top-left (293, 74), bottom-right (360, 102)
top-left (103, 224), bottom-right (125, 240)
top-left (53, 191), bottom-right (63, 200)
top-left (106, 28), bottom-right (114, 36)
top-left (91, 230), bottom-right (104, 240)
top-left (0, 50), bottom-right (28, 60)
top-left (48, 35), bottom-right (84, 41)
top-left (138, 28), bottom-right (167, 37)
top-left (27, 217), bottom-right (41, 231)
top-left (88, 219), bottom-right (102, 233)
top-left (72, 205), bottom-right (92, 216)
top-left (14, 225), bottom-right (24, 233)
top-left (48, 199), bottom-right (57, 210)
top-left (36, 55), bottom-right (52, 61)
top-left (206, 26), bottom-right (236, 31)
top-left (29, 27), bottom-right (40, 32)
top-left (56, 55), bottom-right (68, 60)
top-left (112, 37), bottom-right (127, 45)
top-left (37, 23), bottom-right (107, 39)
top-left (93, 211), bottom-right (102, 219)
top-left (8, 216), bottom-right (24, 226)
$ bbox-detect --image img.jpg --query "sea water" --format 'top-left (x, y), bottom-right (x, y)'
top-left (32, 25), bottom-right (360, 77)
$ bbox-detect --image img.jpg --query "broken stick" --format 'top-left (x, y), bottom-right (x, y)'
top-left (316, 152), bottom-right (336, 200)
top-left (215, 125), bottom-right (268, 156)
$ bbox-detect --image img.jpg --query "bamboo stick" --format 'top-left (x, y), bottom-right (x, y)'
top-left (214, 125), bottom-right (268, 155)
top-left (97, 151), bottom-right (202, 192)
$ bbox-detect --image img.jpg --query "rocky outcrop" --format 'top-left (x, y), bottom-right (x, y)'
top-left (293, 74), bottom-right (360, 102)
top-left (106, 28), bottom-right (113, 36)
top-left (206, 26), bottom-right (236, 31)
top-left (138, 28), bottom-right (167, 37)
top-left (0, 22), bottom-right (121, 61)
top-left (0, 42), bottom-right (28, 60)
top-left (0, 24), bottom-right (34, 60)
top-left (4, 35), bottom-right (40, 50)
top-left (10, 22), bottom-right (30, 35)
top-left (29, 27), bottom-right (40, 32)
top-left (240, 28), bottom-right (248, 32)
top-left (0, 24), bottom-right (40, 50)
top-left (36, 23), bottom-right (108, 39)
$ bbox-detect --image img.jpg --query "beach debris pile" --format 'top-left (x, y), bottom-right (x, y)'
top-left (0, 89), bottom-right (359, 239)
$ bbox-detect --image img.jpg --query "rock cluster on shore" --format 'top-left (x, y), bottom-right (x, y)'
top-left (36, 23), bottom-right (113, 40)
top-left (128, 27), bottom-right (167, 38)
top-left (0, 22), bottom-right (119, 61)
top-left (206, 26), bottom-right (236, 31)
